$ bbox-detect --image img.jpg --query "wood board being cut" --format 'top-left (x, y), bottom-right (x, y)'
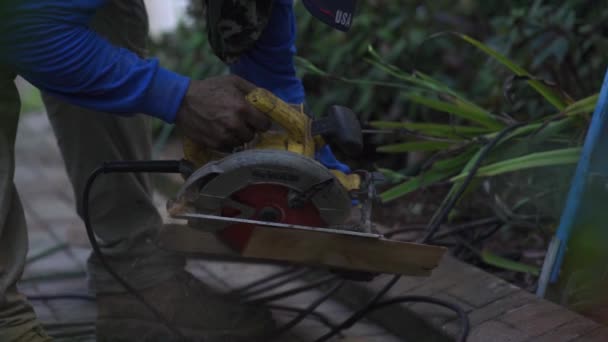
top-left (157, 223), bottom-right (447, 276)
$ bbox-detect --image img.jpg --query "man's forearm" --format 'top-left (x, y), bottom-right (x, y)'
top-left (0, 0), bottom-right (189, 123)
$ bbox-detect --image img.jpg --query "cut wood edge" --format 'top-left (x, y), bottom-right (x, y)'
top-left (243, 227), bottom-right (446, 276)
top-left (156, 223), bottom-right (447, 276)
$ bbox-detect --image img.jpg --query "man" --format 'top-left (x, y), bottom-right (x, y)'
top-left (0, 0), bottom-right (356, 341)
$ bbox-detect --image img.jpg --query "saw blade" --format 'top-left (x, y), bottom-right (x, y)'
top-left (167, 149), bottom-right (355, 251)
top-left (171, 212), bottom-right (380, 238)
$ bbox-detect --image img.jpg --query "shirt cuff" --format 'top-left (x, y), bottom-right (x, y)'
top-left (140, 65), bottom-right (191, 123)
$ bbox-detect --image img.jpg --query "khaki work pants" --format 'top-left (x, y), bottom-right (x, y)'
top-left (0, 1), bottom-right (185, 339)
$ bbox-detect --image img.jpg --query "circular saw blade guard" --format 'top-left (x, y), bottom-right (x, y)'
top-left (167, 149), bottom-right (353, 251)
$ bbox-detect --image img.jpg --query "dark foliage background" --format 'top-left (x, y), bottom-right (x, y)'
top-left (150, 0), bottom-right (607, 163)
top-left (149, 0), bottom-right (608, 303)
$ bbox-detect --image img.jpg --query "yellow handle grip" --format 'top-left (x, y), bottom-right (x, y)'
top-left (182, 88), bottom-right (316, 168)
top-left (246, 88), bottom-right (310, 143)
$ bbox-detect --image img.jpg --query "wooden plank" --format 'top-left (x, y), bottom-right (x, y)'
top-left (242, 226), bottom-right (446, 276)
top-left (157, 223), bottom-right (446, 276)
top-left (156, 224), bottom-right (237, 256)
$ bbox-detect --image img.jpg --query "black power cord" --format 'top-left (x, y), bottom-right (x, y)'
top-left (83, 160), bottom-right (187, 340)
top-left (370, 296), bottom-right (470, 342)
top-left (313, 274), bottom-right (400, 342)
top-left (247, 275), bottom-right (339, 305)
top-left (266, 305), bottom-right (340, 331)
top-left (80, 130), bottom-right (526, 342)
top-left (421, 123), bottom-right (526, 243)
top-left (314, 123), bottom-right (525, 342)
top-left (228, 266), bottom-right (301, 296)
top-left (81, 160), bottom-right (338, 341)
top-left (266, 280), bottom-right (346, 341)
top-left (26, 293), bottom-right (95, 301)
top-left (235, 268), bottom-right (314, 298)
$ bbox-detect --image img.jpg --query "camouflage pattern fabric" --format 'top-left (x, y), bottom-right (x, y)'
top-left (204, 0), bottom-right (275, 64)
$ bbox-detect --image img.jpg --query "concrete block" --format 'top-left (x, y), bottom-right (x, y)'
top-left (532, 317), bottom-right (599, 342)
top-left (444, 290), bottom-right (532, 330)
top-left (445, 274), bottom-right (519, 308)
top-left (500, 301), bottom-right (581, 338)
top-left (571, 327), bottom-right (608, 342)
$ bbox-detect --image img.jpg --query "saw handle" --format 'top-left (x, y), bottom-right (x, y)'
top-left (246, 88), bottom-right (310, 143)
top-left (183, 87), bottom-right (363, 169)
top-left (246, 88), bottom-right (364, 157)
top-left (312, 105), bottom-right (363, 157)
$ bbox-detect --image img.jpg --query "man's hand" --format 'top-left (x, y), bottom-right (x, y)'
top-left (175, 75), bottom-right (272, 150)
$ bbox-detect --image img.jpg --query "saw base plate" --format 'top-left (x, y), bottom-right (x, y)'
top-left (156, 221), bottom-right (447, 277)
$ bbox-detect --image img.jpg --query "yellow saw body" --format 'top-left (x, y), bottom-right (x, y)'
top-left (159, 88), bottom-right (447, 277)
top-left (182, 88), bottom-right (362, 192)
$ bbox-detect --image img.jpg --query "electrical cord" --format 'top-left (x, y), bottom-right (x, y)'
top-left (228, 266), bottom-right (301, 295)
top-left (313, 274), bottom-right (400, 342)
top-left (315, 124), bottom-right (525, 342)
top-left (79, 140), bottom-right (524, 342)
top-left (26, 293), bottom-right (95, 301)
top-left (246, 275), bottom-right (339, 305)
top-left (370, 296), bottom-right (470, 342)
top-left (266, 305), bottom-right (340, 330)
top-left (237, 268), bottom-right (314, 299)
top-left (25, 291), bottom-right (344, 332)
top-left (83, 160), bottom-right (187, 341)
top-left (81, 160), bottom-right (342, 341)
top-left (266, 280), bottom-right (346, 341)
top-left (421, 123), bottom-right (526, 243)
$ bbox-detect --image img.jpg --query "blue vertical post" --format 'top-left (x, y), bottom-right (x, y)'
top-left (537, 66), bottom-right (608, 297)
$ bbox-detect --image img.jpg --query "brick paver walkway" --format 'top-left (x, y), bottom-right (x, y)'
top-left (13, 111), bottom-right (402, 341)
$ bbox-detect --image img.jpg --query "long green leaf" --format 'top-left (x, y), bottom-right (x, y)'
top-left (369, 121), bottom-right (492, 138)
top-left (450, 147), bottom-right (581, 182)
top-left (295, 56), bottom-right (434, 94)
top-left (414, 71), bottom-right (498, 118)
top-left (458, 34), bottom-right (567, 110)
top-left (563, 93), bottom-right (599, 116)
top-left (376, 167), bottom-right (408, 183)
top-left (528, 117), bottom-right (576, 145)
top-left (366, 46), bottom-right (477, 104)
top-left (377, 141), bottom-right (455, 153)
top-left (365, 48), bottom-right (506, 130)
top-left (380, 169), bottom-right (453, 203)
top-left (406, 94), bottom-right (504, 130)
top-left (481, 249), bottom-right (540, 276)
top-left (411, 70), bottom-right (469, 101)
top-left (482, 121), bottom-right (558, 142)
top-left (433, 147), bottom-right (478, 171)
top-left (363, 56), bottom-right (443, 93)
top-left (484, 117), bottom-right (577, 163)
top-left (429, 147), bottom-right (485, 224)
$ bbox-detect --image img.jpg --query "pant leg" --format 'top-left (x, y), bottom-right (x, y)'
top-left (0, 69), bottom-right (40, 339)
top-left (40, 0), bottom-right (185, 294)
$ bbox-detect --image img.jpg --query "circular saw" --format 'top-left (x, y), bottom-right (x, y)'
top-left (161, 88), bottom-right (446, 277)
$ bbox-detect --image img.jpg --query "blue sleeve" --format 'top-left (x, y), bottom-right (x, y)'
top-left (0, 0), bottom-right (189, 123)
top-left (229, 0), bottom-right (305, 104)
top-left (230, 0), bottom-right (352, 175)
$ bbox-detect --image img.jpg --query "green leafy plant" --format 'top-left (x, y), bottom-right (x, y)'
top-left (149, 1), bottom-right (606, 284)
top-left (297, 32), bottom-right (595, 279)
top-left (299, 35), bottom-right (592, 200)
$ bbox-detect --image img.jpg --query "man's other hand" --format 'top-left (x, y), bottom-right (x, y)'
top-left (175, 75), bottom-right (271, 150)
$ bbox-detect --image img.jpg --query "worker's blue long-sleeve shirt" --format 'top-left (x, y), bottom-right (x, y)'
top-left (0, 0), bottom-right (304, 123)
top-left (230, 0), bottom-right (305, 104)
top-left (0, 0), bottom-right (190, 123)
top-left (230, 1), bottom-right (350, 174)
top-left (0, 0), bottom-right (350, 173)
